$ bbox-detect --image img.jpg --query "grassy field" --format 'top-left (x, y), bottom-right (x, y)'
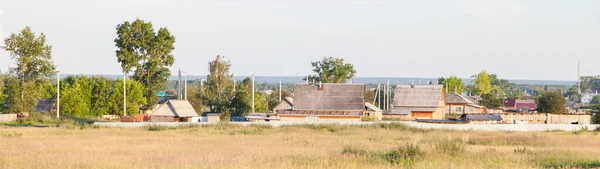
top-left (0, 123), bottom-right (599, 169)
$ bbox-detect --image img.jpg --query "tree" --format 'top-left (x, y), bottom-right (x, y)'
top-left (438, 76), bottom-right (464, 93)
top-left (108, 79), bottom-right (146, 116)
top-left (60, 76), bottom-right (93, 116)
top-left (2, 27), bottom-right (56, 113)
top-left (565, 86), bottom-right (582, 103)
top-left (536, 92), bottom-right (567, 114)
top-left (231, 78), bottom-right (253, 116)
top-left (0, 71), bottom-right (4, 112)
top-left (114, 19), bottom-right (176, 110)
top-left (472, 71), bottom-right (492, 96)
top-left (592, 106), bottom-right (600, 124)
top-left (479, 93), bottom-right (504, 109)
top-left (591, 95), bottom-right (600, 105)
top-left (202, 55), bottom-right (235, 119)
top-left (307, 57), bottom-right (356, 83)
top-left (90, 77), bottom-right (113, 116)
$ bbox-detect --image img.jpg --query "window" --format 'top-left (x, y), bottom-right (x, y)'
top-left (454, 107), bottom-right (463, 113)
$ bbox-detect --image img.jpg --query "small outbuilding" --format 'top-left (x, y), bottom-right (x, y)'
top-left (446, 93), bottom-right (487, 114)
top-left (147, 100), bottom-right (199, 122)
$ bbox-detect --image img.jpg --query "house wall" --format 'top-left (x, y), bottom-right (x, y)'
top-left (382, 114), bottom-right (414, 121)
top-left (499, 113), bottom-right (591, 124)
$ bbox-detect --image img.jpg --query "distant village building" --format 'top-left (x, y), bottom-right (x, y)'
top-left (273, 97), bottom-right (293, 112)
top-left (146, 100), bottom-right (199, 122)
top-left (201, 112), bottom-right (221, 122)
top-left (581, 91), bottom-right (599, 104)
top-left (387, 85), bottom-right (446, 120)
top-left (275, 83), bottom-right (381, 121)
top-left (445, 93), bottom-right (486, 114)
top-left (35, 99), bottom-right (54, 113)
top-left (504, 99), bottom-right (537, 112)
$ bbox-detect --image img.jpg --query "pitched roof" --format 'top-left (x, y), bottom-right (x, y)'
top-left (273, 97), bottom-right (293, 110)
top-left (446, 93), bottom-right (473, 105)
top-left (504, 99), bottom-right (517, 107)
top-left (461, 114), bottom-right (503, 121)
top-left (277, 110), bottom-right (363, 116)
top-left (148, 100), bottom-right (199, 117)
top-left (365, 102), bottom-right (381, 112)
top-left (393, 85), bottom-right (444, 108)
top-left (293, 83), bottom-right (365, 111)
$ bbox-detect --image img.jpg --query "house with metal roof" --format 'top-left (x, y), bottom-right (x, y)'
top-left (388, 84), bottom-right (446, 120)
top-left (147, 100), bottom-right (199, 122)
top-left (446, 93), bottom-right (486, 114)
top-left (504, 99), bottom-right (537, 112)
top-left (276, 83), bottom-right (381, 121)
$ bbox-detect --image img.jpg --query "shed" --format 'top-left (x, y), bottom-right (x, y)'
top-left (389, 85), bottom-right (446, 119)
top-left (147, 100), bottom-right (199, 122)
top-left (201, 112), bottom-right (221, 122)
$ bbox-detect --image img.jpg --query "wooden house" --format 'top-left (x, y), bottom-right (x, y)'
top-left (388, 84), bottom-right (446, 120)
top-left (276, 83), bottom-right (381, 121)
top-left (445, 93), bottom-right (486, 114)
top-left (147, 100), bottom-right (199, 122)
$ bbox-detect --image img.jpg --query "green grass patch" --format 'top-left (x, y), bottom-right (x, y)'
top-left (536, 157), bottom-right (600, 169)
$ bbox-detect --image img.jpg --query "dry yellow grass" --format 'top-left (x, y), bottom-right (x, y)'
top-left (0, 123), bottom-right (599, 169)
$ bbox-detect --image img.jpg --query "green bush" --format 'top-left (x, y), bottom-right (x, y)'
top-left (536, 157), bottom-right (600, 169)
top-left (381, 144), bottom-right (423, 166)
top-left (433, 139), bottom-right (465, 155)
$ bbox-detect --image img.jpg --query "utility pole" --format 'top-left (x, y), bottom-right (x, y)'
top-left (184, 75), bottom-right (187, 100)
top-left (578, 62), bottom-right (581, 94)
top-left (178, 69), bottom-right (182, 100)
top-left (374, 83), bottom-right (380, 106)
top-left (387, 80), bottom-right (390, 110)
top-left (56, 71), bottom-right (60, 118)
top-left (383, 82), bottom-right (387, 110)
top-left (279, 79), bottom-right (282, 102)
top-left (123, 73), bottom-right (127, 116)
top-left (252, 73), bottom-right (255, 113)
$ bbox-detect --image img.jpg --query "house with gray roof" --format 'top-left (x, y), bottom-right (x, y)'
top-left (446, 93), bottom-right (487, 114)
top-left (147, 100), bottom-right (199, 122)
top-left (276, 83), bottom-right (381, 121)
top-left (387, 84), bottom-right (446, 120)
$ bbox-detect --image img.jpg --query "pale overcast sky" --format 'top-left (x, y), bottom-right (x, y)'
top-left (0, 0), bottom-right (599, 81)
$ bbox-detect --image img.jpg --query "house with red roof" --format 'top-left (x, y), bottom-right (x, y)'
top-left (504, 99), bottom-right (537, 112)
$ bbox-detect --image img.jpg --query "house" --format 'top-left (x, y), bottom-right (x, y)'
top-left (146, 100), bottom-right (199, 122)
top-left (461, 114), bottom-right (503, 124)
top-left (581, 91), bottom-right (599, 104)
top-left (201, 112), bottom-right (221, 122)
top-left (276, 83), bottom-right (381, 121)
top-left (504, 99), bottom-right (537, 112)
top-left (387, 84), bottom-right (446, 120)
top-left (445, 93), bottom-right (486, 114)
top-left (273, 97), bottom-right (293, 112)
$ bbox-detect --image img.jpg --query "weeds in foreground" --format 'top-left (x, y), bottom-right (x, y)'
top-left (432, 139), bottom-right (466, 156)
top-left (0, 132), bottom-right (23, 137)
top-left (342, 144), bottom-right (423, 167)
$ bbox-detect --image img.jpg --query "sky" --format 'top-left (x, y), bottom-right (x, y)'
top-left (0, 0), bottom-right (599, 81)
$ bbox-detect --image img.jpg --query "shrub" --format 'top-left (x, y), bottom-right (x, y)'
top-left (433, 139), bottom-right (465, 155)
top-left (382, 144), bottom-right (423, 166)
top-left (342, 147), bottom-right (367, 156)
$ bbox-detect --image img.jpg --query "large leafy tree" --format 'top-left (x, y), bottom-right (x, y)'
top-left (231, 78), bottom-right (253, 116)
top-left (479, 93), bottom-right (504, 109)
top-left (2, 27), bottom-right (56, 113)
top-left (202, 55), bottom-right (235, 118)
top-left (472, 71), bottom-right (492, 96)
top-left (536, 92), bottom-right (567, 114)
top-left (307, 57), bottom-right (356, 83)
top-left (114, 19), bottom-right (175, 110)
top-left (438, 76), bottom-right (464, 94)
